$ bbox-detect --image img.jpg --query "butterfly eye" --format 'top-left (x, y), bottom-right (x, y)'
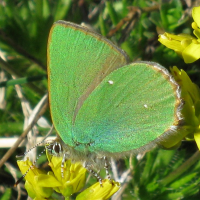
top-left (52, 142), bottom-right (62, 155)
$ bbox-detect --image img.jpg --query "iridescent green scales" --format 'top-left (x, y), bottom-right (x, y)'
top-left (47, 20), bottom-right (183, 163)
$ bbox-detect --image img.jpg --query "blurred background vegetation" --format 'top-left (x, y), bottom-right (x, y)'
top-left (0, 0), bottom-right (200, 199)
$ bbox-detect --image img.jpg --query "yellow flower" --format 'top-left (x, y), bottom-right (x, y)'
top-left (17, 159), bottom-right (53, 200)
top-left (37, 151), bottom-right (87, 198)
top-left (158, 6), bottom-right (200, 63)
top-left (17, 150), bottom-right (120, 199)
top-left (170, 67), bottom-right (200, 149)
top-left (192, 6), bottom-right (200, 32)
top-left (76, 179), bottom-right (120, 200)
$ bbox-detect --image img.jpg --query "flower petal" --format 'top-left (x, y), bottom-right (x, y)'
top-left (158, 34), bottom-right (185, 52)
top-left (17, 159), bottom-right (53, 199)
top-left (76, 179), bottom-right (120, 200)
top-left (182, 42), bottom-right (200, 63)
top-left (37, 174), bottom-right (62, 187)
top-left (192, 22), bottom-right (200, 39)
top-left (194, 131), bottom-right (200, 150)
top-left (192, 6), bottom-right (200, 28)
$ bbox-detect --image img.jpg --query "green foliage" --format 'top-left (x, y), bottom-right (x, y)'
top-left (122, 148), bottom-right (200, 200)
top-left (0, 188), bottom-right (12, 200)
top-left (0, 0), bottom-right (200, 199)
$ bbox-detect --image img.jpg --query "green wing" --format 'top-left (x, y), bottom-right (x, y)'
top-left (73, 62), bottom-right (182, 153)
top-left (47, 21), bottom-right (129, 146)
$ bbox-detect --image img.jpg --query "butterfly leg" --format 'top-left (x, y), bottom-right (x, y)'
top-left (61, 153), bottom-right (67, 178)
top-left (84, 163), bottom-right (103, 186)
top-left (103, 156), bottom-right (111, 181)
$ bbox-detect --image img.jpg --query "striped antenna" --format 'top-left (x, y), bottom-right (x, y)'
top-left (14, 126), bottom-right (54, 186)
top-left (14, 146), bottom-right (48, 187)
top-left (16, 125), bottom-right (54, 158)
top-left (16, 140), bottom-right (45, 158)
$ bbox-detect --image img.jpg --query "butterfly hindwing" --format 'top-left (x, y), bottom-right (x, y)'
top-left (73, 62), bottom-right (182, 154)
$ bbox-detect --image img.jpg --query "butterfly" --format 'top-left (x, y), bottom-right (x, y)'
top-left (47, 20), bottom-right (183, 171)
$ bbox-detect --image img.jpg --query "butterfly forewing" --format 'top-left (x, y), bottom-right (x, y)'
top-left (47, 21), bottom-right (129, 146)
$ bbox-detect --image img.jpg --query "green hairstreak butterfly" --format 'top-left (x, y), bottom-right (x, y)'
top-left (47, 20), bottom-right (183, 169)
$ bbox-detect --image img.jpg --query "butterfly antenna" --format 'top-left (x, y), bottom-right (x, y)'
top-left (15, 126), bottom-right (55, 186)
top-left (14, 147), bottom-right (48, 187)
top-left (16, 125), bottom-right (54, 158)
top-left (16, 140), bottom-right (45, 158)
